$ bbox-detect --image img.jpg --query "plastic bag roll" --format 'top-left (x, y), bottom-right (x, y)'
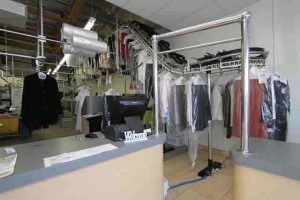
top-left (72, 35), bottom-right (108, 53)
top-left (61, 23), bottom-right (98, 40)
top-left (63, 45), bottom-right (96, 57)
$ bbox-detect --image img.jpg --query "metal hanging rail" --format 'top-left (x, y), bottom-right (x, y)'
top-left (0, 28), bottom-right (61, 44)
top-left (158, 37), bottom-right (242, 55)
top-left (156, 13), bottom-right (245, 40)
top-left (152, 11), bottom-right (252, 159)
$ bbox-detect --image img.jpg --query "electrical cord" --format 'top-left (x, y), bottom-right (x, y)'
top-left (168, 176), bottom-right (207, 191)
top-left (168, 157), bottom-right (230, 191)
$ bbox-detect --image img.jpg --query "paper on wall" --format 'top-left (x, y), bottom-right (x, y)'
top-left (44, 144), bottom-right (117, 168)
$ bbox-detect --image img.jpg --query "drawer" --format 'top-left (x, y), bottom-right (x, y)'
top-left (0, 118), bottom-right (19, 135)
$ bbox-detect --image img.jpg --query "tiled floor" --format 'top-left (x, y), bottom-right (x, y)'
top-left (164, 149), bottom-right (233, 200)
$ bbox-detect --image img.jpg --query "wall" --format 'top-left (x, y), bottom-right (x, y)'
top-left (273, 0), bottom-right (300, 143)
top-left (168, 0), bottom-right (300, 149)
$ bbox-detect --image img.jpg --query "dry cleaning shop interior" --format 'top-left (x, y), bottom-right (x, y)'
top-left (0, 0), bottom-right (299, 200)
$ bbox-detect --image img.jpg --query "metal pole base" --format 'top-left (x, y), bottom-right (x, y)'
top-left (85, 133), bottom-right (98, 139)
top-left (237, 148), bottom-right (252, 156)
top-left (198, 159), bottom-right (223, 178)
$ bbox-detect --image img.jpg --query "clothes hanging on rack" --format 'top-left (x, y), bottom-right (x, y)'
top-left (222, 81), bottom-right (233, 138)
top-left (232, 79), bottom-right (267, 138)
top-left (211, 83), bottom-right (223, 121)
top-left (137, 49), bottom-right (153, 93)
top-left (262, 76), bottom-right (290, 141)
top-left (145, 63), bottom-right (153, 98)
top-left (75, 85), bottom-right (91, 131)
top-left (120, 31), bottom-right (129, 59)
top-left (191, 76), bottom-right (211, 132)
top-left (159, 72), bottom-right (176, 126)
top-left (21, 73), bottom-right (62, 130)
top-left (174, 77), bottom-right (187, 132)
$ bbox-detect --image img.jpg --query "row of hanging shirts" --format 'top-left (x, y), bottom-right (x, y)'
top-left (158, 71), bottom-right (212, 134)
top-left (159, 71), bottom-right (212, 168)
top-left (211, 66), bottom-right (290, 141)
top-left (118, 29), bottom-right (153, 96)
top-left (158, 66), bottom-right (290, 167)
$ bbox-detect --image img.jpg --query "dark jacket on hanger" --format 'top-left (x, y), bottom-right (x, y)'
top-left (192, 84), bottom-right (211, 131)
top-left (21, 73), bottom-right (62, 129)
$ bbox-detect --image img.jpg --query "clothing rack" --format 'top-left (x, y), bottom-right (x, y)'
top-left (152, 12), bottom-right (253, 177)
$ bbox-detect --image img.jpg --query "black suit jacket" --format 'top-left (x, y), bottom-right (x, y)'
top-left (21, 73), bottom-right (62, 128)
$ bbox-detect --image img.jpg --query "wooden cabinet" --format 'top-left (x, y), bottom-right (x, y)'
top-left (0, 115), bottom-right (19, 136)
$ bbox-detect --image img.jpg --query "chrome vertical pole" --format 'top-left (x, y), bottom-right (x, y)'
top-left (115, 13), bottom-right (120, 70)
top-left (207, 73), bottom-right (212, 160)
top-left (12, 57), bottom-right (15, 83)
top-left (241, 12), bottom-right (251, 154)
top-left (39, 0), bottom-right (44, 58)
top-left (152, 35), bottom-right (159, 135)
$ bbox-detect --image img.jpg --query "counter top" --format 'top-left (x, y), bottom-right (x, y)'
top-left (230, 138), bottom-right (300, 181)
top-left (0, 133), bottom-right (166, 193)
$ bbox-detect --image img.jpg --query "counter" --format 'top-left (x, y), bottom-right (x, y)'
top-left (230, 138), bottom-right (300, 200)
top-left (0, 133), bottom-right (166, 200)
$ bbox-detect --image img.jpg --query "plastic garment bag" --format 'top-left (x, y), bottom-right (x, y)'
top-left (222, 82), bottom-right (232, 138)
top-left (262, 78), bottom-right (274, 136)
top-left (262, 76), bottom-right (290, 141)
top-left (211, 83), bottom-right (223, 121)
top-left (75, 86), bottom-right (91, 131)
top-left (187, 129), bottom-right (200, 168)
top-left (191, 75), bottom-right (211, 132)
top-left (186, 75), bottom-right (211, 168)
top-left (159, 72), bottom-right (176, 129)
top-left (273, 79), bottom-right (290, 141)
top-left (174, 77), bottom-right (187, 132)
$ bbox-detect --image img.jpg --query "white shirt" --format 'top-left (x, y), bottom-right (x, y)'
top-left (211, 83), bottom-right (223, 121)
top-left (159, 72), bottom-right (176, 122)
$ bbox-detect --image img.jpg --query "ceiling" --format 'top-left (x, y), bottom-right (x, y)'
top-left (106, 0), bottom-right (261, 30)
top-left (0, 0), bottom-right (167, 67)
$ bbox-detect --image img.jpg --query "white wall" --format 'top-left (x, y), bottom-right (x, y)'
top-left (273, 0), bottom-right (300, 143)
top-left (168, 0), bottom-right (300, 150)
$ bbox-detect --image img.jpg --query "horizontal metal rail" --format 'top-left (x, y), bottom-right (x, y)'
top-left (0, 51), bottom-right (37, 60)
top-left (156, 12), bottom-right (247, 39)
top-left (158, 37), bottom-right (241, 55)
top-left (0, 28), bottom-right (61, 43)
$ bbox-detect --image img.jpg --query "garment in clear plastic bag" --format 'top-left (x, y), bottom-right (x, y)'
top-left (262, 76), bottom-right (290, 141)
top-left (185, 75), bottom-right (211, 168)
top-left (191, 84), bottom-right (211, 132)
top-left (174, 77), bottom-right (187, 132)
top-left (186, 129), bottom-right (201, 168)
top-left (262, 78), bottom-right (274, 135)
top-left (159, 72), bottom-right (176, 130)
top-left (273, 79), bottom-right (290, 141)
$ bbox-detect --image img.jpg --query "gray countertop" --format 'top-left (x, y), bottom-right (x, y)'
top-left (230, 138), bottom-right (300, 181)
top-left (0, 133), bottom-right (166, 193)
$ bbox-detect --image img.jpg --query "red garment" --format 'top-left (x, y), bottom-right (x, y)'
top-left (120, 32), bottom-right (128, 59)
top-left (232, 80), bottom-right (267, 138)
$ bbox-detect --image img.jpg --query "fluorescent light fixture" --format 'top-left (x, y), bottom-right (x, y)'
top-left (84, 17), bottom-right (96, 30)
top-left (52, 17), bottom-right (96, 75)
top-left (47, 68), bottom-right (52, 75)
top-left (52, 54), bottom-right (70, 74)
